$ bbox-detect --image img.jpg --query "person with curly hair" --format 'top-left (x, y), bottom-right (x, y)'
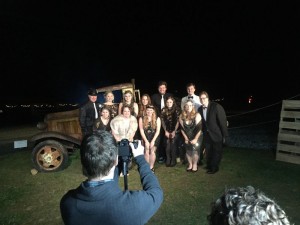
top-left (94, 106), bottom-right (112, 132)
top-left (207, 185), bottom-right (291, 225)
top-left (139, 104), bottom-right (161, 173)
top-left (179, 99), bottom-right (202, 172)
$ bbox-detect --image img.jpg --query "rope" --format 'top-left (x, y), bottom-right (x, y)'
top-left (226, 94), bottom-right (300, 130)
top-left (227, 93), bottom-right (300, 118)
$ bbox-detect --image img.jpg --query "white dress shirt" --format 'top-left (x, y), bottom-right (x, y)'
top-left (181, 94), bottom-right (201, 111)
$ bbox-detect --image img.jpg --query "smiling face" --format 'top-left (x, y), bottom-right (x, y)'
top-left (88, 95), bottom-right (97, 103)
top-left (146, 107), bottom-right (154, 117)
top-left (141, 95), bottom-right (149, 106)
top-left (105, 92), bottom-right (114, 103)
top-left (184, 100), bottom-right (194, 113)
top-left (158, 85), bottom-right (167, 95)
top-left (200, 93), bottom-right (209, 107)
top-left (124, 92), bottom-right (133, 103)
top-left (186, 85), bottom-right (196, 96)
top-left (101, 108), bottom-right (110, 119)
top-left (166, 98), bottom-right (174, 108)
top-left (122, 106), bottom-right (131, 118)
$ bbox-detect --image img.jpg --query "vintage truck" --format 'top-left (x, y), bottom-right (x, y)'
top-left (30, 79), bottom-right (140, 172)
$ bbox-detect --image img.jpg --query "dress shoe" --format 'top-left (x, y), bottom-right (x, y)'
top-left (186, 168), bottom-right (192, 172)
top-left (158, 157), bottom-right (165, 164)
top-left (206, 168), bottom-right (219, 174)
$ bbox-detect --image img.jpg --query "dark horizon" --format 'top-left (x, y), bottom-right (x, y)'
top-left (1, 2), bottom-right (299, 105)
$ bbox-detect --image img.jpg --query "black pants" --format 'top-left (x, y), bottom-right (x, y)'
top-left (158, 128), bottom-right (166, 159)
top-left (204, 135), bottom-right (223, 171)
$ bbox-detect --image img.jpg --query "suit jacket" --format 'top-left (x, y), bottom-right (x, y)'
top-left (79, 101), bottom-right (100, 135)
top-left (198, 101), bottom-right (228, 143)
top-left (60, 155), bottom-right (163, 225)
top-left (151, 92), bottom-right (173, 116)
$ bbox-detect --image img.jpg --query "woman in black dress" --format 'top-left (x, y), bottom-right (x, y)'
top-left (139, 105), bottom-right (161, 173)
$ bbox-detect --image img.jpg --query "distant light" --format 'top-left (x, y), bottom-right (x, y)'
top-left (248, 96), bottom-right (253, 104)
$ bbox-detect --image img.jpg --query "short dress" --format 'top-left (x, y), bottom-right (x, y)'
top-left (144, 121), bottom-right (160, 147)
top-left (181, 118), bottom-right (202, 152)
top-left (95, 117), bottom-right (111, 132)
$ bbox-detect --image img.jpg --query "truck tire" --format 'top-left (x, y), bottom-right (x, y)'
top-left (32, 140), bottom-right (69, 172)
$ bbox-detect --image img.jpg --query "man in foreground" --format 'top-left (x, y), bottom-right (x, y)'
top-left (60, 130), bottom-right (163, 225)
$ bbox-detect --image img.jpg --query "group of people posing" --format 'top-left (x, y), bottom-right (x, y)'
top-left (60, 81), bottom-right (292, 225)
top-left (79, 80), bottom-right (228, 175)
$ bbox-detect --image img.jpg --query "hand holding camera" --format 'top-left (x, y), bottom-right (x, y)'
top-left (129, 140), bottom-right (144, 158)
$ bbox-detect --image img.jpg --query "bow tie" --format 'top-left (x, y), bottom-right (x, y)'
top-left (203, 106), bottom-right (207, 109)
top-left (188, 96), bottom-right (193, 99)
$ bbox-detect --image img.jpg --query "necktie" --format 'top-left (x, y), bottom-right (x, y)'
top-left (161, 95), bottom-right (165, 109)
top-left (93, 103), bottom-right (98, 119)
top-left (203, 106), bottom-right (207, 120)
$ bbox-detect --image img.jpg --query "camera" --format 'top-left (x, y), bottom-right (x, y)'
top-left (118, 139), bottom-right (138, 157)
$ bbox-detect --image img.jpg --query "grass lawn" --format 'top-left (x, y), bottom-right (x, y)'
top-left (0, 147), bottom-right (299, 225)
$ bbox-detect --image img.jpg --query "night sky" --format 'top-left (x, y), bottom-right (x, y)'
top-left (1, 1), bottom-right (299, 105)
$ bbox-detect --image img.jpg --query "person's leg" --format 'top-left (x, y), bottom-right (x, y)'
top-left (149, 146), bottom-right (157, 171)
top-left (205, 136), bottom-right (213, 171)
top-left (144, 141), bottom-right (150, 164)
top-left (198, 134), bottom-right (204, 165)
top-left (211, 141), bottom-right (223, 172)
top-left (192, 151), bottom-right (199, 171)
top-left (165, 139), bottom-right (171, 166)
top-left (177, 133), bottom-right (186, 164)
top-left (158, 129), bottom-right (166, 163)
top-left (170, 138), bottom-right (177, 166)
top-left (186, 150), bottom-right (193, 171)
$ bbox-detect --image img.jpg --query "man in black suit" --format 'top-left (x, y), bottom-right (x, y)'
top-left (198, 91), bottom-right (228, 174)
top-left (79, 88), bottom-right (100, 137)
top-left (151, 81), bottom-right (173, 163)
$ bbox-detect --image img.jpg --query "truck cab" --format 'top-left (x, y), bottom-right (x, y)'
top-left (31, 79), bottom-right (140, 172)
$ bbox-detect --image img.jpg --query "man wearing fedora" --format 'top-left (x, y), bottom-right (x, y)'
top-left (79, 88), bottom-right (100, 137)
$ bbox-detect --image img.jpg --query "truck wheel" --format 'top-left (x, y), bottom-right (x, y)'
top-left (32, 140), bottom-right (69, 172)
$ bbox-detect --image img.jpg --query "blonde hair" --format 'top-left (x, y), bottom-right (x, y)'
top-left (142, 108), bottom-right (157, 129)
top-left (180, 99), bottom-right (197, 121)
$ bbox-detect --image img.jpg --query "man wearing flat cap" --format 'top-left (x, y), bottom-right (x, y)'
top-left (79, 88), bottom-right (99, 137)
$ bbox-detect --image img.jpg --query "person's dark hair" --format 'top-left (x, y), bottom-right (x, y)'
top-left (100, 105), bottom-right (111, 116)
top-left (80, 130), bottom-right (118, 179)
top-left (186, 82), bottom-right (195, 88)
top-left (158, 81), bottom-right (167, 88)
top-left (199, 91), bottom-right (209, 99)
top-left (207, 186), bottom-right (291, 225)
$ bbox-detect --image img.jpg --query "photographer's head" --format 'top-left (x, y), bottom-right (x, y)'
top-left (208, 186), bottom-right (291, 225)
top-left (80, 130), bottom-right (118, 179)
